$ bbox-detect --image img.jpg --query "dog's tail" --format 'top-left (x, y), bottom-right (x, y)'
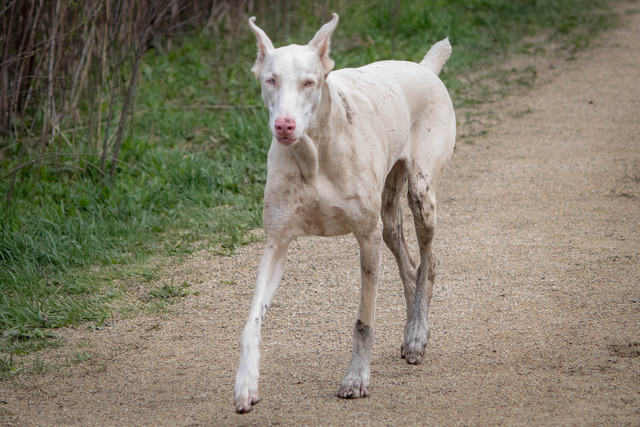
top-left (420, 38), bottom-right (451, 76)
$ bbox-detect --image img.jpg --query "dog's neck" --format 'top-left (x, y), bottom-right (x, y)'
top-left (307, 78), bottom-right (351, 142)
top-left (291, 134), bottom-right (319, 184)
top-left (289, 78), bottom-right (352, 184)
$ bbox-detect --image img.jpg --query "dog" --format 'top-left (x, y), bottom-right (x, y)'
top-left (234, 13), bottom-right (456, 413)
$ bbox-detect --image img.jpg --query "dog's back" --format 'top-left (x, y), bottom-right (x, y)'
top-left (329, 36), bottom-right (452, 126)
top-left (325, 55), bottom-right (455, 177)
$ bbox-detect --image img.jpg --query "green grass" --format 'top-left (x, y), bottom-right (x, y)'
top-left (0, 0), bottom-right (615, 365)
top-left (139, 281), bottom-right (200, 312)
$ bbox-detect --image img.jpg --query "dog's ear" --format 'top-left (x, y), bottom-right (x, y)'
top-left (248, 17), bottom-right (275, 78)
top-left (309, 13), bottom-right (339, 74)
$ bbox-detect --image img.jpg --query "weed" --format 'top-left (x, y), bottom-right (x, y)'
top-left (0, 354), bottom-right (20, 379)
top-left (66, 352), bottom-right (93, 366)
top-left (1, 328), bottom-right (62, 354)
top-left (30, 358), bottom-right (49, 375)
top-left (509, 108), bottom-right (535, 119)
top-left (76, 339), bottom-right (94, 349)
top-left (140, 282), bottom-right (198, 304)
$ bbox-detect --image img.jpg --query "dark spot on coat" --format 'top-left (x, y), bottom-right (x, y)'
top-left (408, 190), bottom-right (424, 215)
top-left (256, 304), bottom-right (269, 324)
top-left (283, 173), bottom-right (298, 183)
top-left (355, 319), bottom-right (368, 332)
top-left (354, 320), bottom-right (373, 349)
top-left (338, 90), bottom-right (354, 124)
top-left (362, 265), bottom-right (374, 277)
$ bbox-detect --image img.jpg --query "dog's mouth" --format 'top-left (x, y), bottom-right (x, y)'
top-left (276, 136), bottom-right (298, 146)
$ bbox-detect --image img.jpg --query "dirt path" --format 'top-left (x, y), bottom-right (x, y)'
top-left (3, 3), bottom-right (640, 426)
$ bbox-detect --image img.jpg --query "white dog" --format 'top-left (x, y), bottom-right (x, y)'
top-left (234, 13), bottom-right (456, 413)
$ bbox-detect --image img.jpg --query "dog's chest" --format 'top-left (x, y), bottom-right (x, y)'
top-left (265, 136), bottom-right (382, 238)
top-left (291, 175), bottom-right (356, 237)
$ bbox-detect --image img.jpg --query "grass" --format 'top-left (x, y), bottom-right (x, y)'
top-left (0, 0), bottom-right (615, 369)
top-left (139, 281), bottom-right (199, 311)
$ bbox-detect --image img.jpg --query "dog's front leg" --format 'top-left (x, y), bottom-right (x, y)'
top-left (235, 238), bottom-right (291, 413)
top-left (338, 227), bottom-right (382, 399)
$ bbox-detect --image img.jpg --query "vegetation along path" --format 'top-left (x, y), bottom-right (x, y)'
top-left (2, 2), bottom-right (639, 425)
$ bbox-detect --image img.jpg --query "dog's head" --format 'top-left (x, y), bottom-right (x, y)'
top-left (249, 14), bottom-right (339, 146)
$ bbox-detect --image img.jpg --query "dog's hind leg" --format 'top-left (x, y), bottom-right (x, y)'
top-left (338, 226), bottom-right (383, 399)
top-left (381, 160), bottom-right (418, 320)
top-left (235, 237), bottom-right (292, 413)
top-left (402, 168), bottom-right (437, 365)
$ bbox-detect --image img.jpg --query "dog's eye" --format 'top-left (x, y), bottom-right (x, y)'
top-left (266, 78), bottom-right (276, 86)
top-left (303, 80), bottom-right (315, 87)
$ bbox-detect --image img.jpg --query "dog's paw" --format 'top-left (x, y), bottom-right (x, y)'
top-left (401, 323), bottom-right (430, 364)
top-left (338, 375), bottom-right (370, 399)
top-left (235, 390), bottom-right (261, 414)
top-left (234, 372), bottom-right (261, 413)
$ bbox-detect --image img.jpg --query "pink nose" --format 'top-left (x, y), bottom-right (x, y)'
top-left (274, 117), bottom-right (296, 137)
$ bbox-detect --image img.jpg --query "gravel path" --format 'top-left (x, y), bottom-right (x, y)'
top-left (2, 2), bottom-right (639, 425)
